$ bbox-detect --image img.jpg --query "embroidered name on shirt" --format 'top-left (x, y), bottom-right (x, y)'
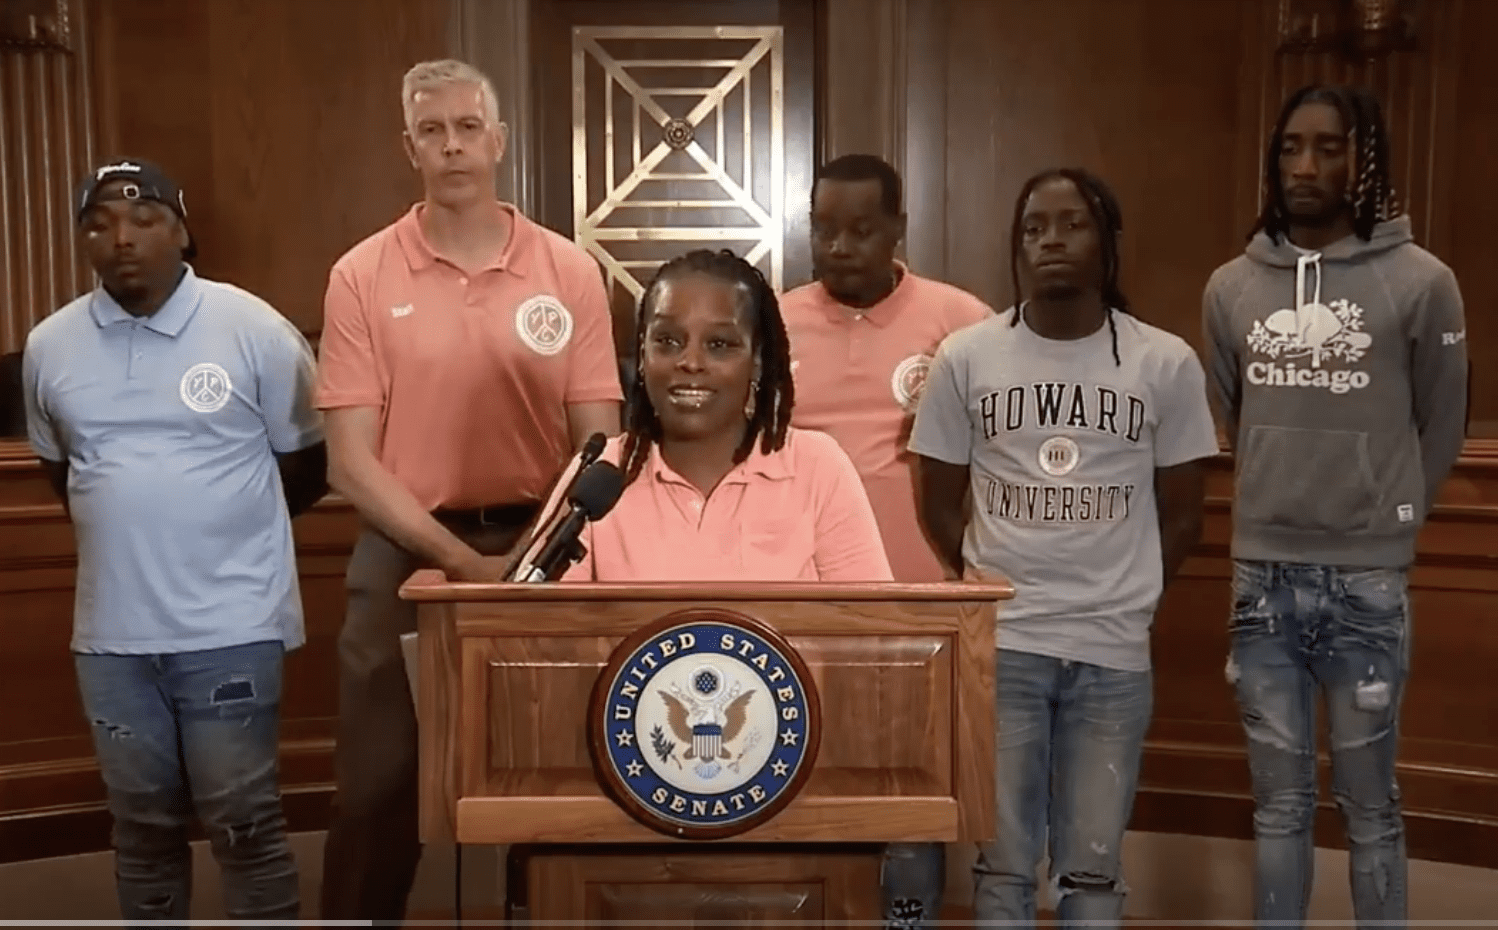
top-left (1442, 329), bottom-right (1466, 346)
top-left (979, 383), bottom-right (1146, 443)
top-left (391, 303), bottom-right (414, 318)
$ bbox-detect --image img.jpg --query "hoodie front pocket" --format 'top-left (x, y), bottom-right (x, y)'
top-left (1236, 425), bottom-right (1379, 535)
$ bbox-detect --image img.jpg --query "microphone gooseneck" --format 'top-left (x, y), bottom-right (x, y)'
top-left (519, 460), bottom-right (625, 583)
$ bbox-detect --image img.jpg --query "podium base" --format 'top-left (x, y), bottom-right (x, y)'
top-left (508, 842), bottom-right (883, 926)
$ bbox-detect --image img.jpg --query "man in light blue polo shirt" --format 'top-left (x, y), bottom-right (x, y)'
top-left (22, 159), bottom-right (327, 924)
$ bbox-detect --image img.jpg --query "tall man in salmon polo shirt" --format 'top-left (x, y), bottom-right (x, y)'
top-left (315, 59), bottom-right (622, 922)
top-left (781, 153), bottom-right (993, 930)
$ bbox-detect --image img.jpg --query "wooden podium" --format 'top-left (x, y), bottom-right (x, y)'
top-left (399, 573), bottom-right (1012, 925)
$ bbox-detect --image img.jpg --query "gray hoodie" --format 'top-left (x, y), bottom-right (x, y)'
top-left (1202, 215), bottom-right (1468, 568)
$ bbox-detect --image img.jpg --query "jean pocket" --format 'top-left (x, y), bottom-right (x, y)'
top-left (1229, 560), bottom-right (1277, 634)
top-left (1337, 568), bottom-right (1408, 663)
top-left (1339, 567), bottom-right (1407, 620)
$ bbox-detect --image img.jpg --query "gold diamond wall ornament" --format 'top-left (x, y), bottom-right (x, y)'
top-left (571, 26), bottom-right (786, 300)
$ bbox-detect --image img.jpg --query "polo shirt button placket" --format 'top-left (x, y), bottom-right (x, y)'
top-left (127, 323), bottom-right (141, 380)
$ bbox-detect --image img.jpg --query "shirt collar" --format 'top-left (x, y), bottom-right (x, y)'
top-left (816, 260), bottom-right (911, 327)
top-left (88, 265), bottom-right (203, 337)
top-left (394, 201), bottom-right (529, 278)
top-left (647, 434), bottom-right (793, 489)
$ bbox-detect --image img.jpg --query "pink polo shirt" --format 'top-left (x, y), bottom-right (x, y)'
top-left (550, 428), bottom-right (892, 582)
top-left (315, 203), bottom-right (622, 510)
top-left (783, 265), bottom-right (993, 581)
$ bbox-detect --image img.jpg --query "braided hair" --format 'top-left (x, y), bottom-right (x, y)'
top-left (1008, 168), bottom-right (1131, 366)
top-left (620, 249), bottom-right (795, 486)
top-left (1251, 84), bottom-right (1400, 244)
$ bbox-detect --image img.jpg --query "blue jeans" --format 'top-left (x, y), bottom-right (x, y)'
top-left (881, 842), bottom-right (945, 928)
top-left (1228, 560), bottom-right (1410, 929)
top-left (973, 648), bottom-right (1152, 928)
top-left (74, 641), bottom-right (299, 925)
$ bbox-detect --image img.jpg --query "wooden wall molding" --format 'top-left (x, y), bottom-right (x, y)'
top-left (1243, 0), bottom-right (1464, 257)
top-left (0, 438), bottom-right (356, 863)
top-left (0, 0), bottom-right (96, 355)
top-left (7, 432), bottom-right (1498, 868)
top-left (2, 0), bottom-right (1496, 872)
top-left (817, 0), bottom-right (963, 278)
top-left (0, 0), bottom-right (76, 52)
top-left (450, 0), bottom-right (537, 216)
top-left (817, 0), bottom-right (908, 174)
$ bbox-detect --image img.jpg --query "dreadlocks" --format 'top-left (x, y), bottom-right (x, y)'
top-left (619, 249), bottom-right (795, 486)
top-left (1008, 167), bottom-right (1131, 366)
top-left (1252, 83), bottom-right (1401, 244)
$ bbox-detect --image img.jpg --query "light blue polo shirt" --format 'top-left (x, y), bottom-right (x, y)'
top-left (22, 267), bottom-right (323, 655)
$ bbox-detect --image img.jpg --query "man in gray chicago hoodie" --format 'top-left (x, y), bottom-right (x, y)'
top-left (1202, 84), bottom-right (1467, 929)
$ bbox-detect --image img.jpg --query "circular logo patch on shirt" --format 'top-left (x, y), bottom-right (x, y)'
top-left (891, 354), bottom-right (933, 411)
top-left (179, 362), bottom-right (233, 414)
top-left (514, 294), bottom-right (574, 356)
top-left (1038, 435), bottom-right (1081, 477)
top-left (590, 609), bottom-right (820, 840)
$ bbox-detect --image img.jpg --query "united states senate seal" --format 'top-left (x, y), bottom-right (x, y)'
top-left (589, 609), bottom-right (821, 839)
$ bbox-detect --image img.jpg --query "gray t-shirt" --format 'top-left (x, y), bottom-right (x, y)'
top-left (908, 307), bottom-right (1219, 671)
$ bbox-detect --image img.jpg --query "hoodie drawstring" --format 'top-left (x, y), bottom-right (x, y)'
top-left (1294, 250), bottom-right (1326, 366)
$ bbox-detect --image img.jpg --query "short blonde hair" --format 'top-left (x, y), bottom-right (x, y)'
top-left (401, 59), bottom-right (500, 130)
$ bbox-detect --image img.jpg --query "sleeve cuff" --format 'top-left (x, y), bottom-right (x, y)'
top-left (565, 387), bottom-right (626, 405)
top-left (315, 391), bottom-right (384, 410)
top-left (270, 426), bottom-right (327, 455)
top-left (906, 441), bottom-right (969, 466)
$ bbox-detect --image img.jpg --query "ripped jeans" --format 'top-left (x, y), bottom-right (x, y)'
top-left (1228, 560), bottom-right (1410, 929)
top-left (880, 842), bottom-right (945, 929)
top-left (74, 641), bottom-right (300, 925)
top-left (973, 648), bottom-right (1151, 928)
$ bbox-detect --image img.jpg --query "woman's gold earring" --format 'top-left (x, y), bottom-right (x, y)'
top-left (744, 380), bottom-right (759, 419)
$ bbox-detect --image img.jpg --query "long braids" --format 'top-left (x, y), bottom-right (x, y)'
top-left (1007, 167), bottom-right (1131, 366)
top-left (620, 248), bottom-right (795, 486)
top-left (1251, 83), bottom-right (1400, 244)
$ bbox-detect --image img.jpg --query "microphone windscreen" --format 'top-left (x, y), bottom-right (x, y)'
top-left (569, 461), bottom-right (625, 521)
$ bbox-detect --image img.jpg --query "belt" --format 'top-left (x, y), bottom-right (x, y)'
top-left (431, 502), bottom-right (539, 532)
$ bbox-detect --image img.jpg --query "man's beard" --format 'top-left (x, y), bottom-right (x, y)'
top-left (1287, 196), bottom-right (1350, 228)
top-left (1032, 280), bottom-right (1084, 302)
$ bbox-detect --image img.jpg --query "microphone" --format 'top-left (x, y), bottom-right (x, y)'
top-left (503, 433), bottom-right (610, 581)
top-left (538, 432), bottom-right (607, 534)
top-left (517, 460), bottom-right (625, 582)
top-left (575, 431), bottom-right (608, 471)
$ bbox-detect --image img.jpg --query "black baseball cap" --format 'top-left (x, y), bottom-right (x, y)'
top-left (76, 158), bottom-right (197, 261)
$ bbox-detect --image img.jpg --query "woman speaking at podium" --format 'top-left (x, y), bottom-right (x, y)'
top-left (531, 248), bottom-right (893, 583)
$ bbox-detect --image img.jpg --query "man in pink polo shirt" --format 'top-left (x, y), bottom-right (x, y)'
top-left (782, 154), bottom-right (992, 929)
top-left (315, 59), bottom-right (622, 922)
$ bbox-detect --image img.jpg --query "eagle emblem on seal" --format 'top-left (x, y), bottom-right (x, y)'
top-left (658, 666), bottom-right (757, 779)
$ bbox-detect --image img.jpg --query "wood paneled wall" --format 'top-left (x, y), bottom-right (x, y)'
top-left (821, 0), bottom-right (1498, 866)
top-left (89, 0), bottom-right (449, 338)
top-left (0, 0), bottom-right (448, 859)
top-left (0, 0), bottom-right (97, 354)
top-left (0, 0), bottom-right (448, 352)
top-left (2, 0), bottom-right (1498, 873)
top-left (822, 0), bottom-right (1496, 433)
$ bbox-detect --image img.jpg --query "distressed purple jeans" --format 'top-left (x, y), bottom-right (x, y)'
top-left (1227, 560), bottom-right (1410, 929)
top-left (74, 641), bottom-right (299, 924)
